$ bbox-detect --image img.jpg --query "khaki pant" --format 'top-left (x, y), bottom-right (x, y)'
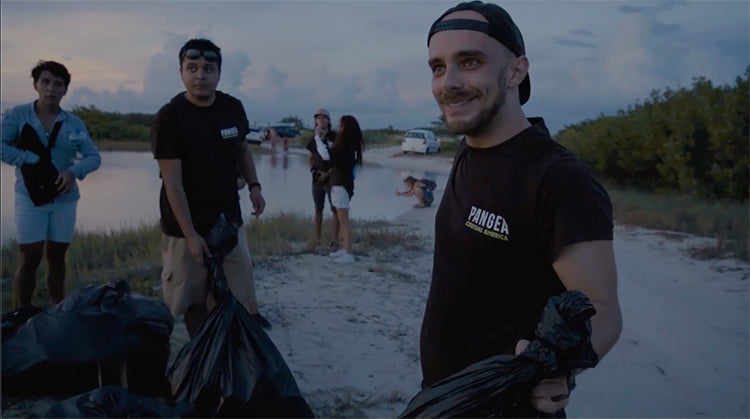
top-left (160, 224), bottom-right (258, 317)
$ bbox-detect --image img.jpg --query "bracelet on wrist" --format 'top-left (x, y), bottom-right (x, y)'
top-left (248, 182), bottom-right (261, 192)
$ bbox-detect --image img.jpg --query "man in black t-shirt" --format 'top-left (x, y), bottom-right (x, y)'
top-left (306, 107), bottom-right (339, 247)
top-left (421, 2), bottom-right (622, 416)
top-left (151, 38), bottom-right (270, 337)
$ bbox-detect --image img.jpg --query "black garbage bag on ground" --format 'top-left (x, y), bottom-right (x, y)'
top-left (399, 290), bottom-right (600, 418)
top-left (44, 385), bottom-right (194, 418)
top-left (1, 305), bottom-right (43, 344)
top-left (167, 213), bottom-right (314, 418)
top-left (2, 281), bottom-right (173, 397)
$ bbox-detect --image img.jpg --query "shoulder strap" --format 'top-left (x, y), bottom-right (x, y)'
top-left (47, 121), bottom-right (64, 149)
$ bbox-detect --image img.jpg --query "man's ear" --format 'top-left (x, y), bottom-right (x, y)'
top-left (507, 55), bottom-right (529, 89)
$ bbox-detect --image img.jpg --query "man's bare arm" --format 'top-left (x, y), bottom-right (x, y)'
top-left (238, 142), bottom-right (265, 216)
top-left (553, 240), bottom-right (622, 359)
top-left (519, 239), bottom-right (622, 413)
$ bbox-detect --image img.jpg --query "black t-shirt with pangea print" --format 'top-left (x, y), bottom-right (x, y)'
top-left (420, 118), bottom-right (613, 387)
top-left (151, 91), bottom-right (249, 237)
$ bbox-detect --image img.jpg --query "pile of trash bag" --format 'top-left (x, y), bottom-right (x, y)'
top-left (3, 213), bottom-right (313, 418)
top-left (2, 280), bottom-right (173, 397)
top-left (399, 290), bottom-right (600, 418)
top-left (1, 305), bottom-right (43, 344)
top-left (43, 385), bottom-right (194, 418)
top-left (167, 213), bottom-right (314, 418)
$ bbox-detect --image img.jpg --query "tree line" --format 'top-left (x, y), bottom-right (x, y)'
top-left (71, 105), bottom-right (152, 143)
top-left (69, 107), bottom-right (310, 142)
top-left (556, 67), bottom-right (749, 202)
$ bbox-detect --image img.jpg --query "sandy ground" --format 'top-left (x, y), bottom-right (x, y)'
top-left (3, 146), bottom-right (748, 418)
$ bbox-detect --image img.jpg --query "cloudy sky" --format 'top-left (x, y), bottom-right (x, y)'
top-left (1, 0), bottom-right (747, 134)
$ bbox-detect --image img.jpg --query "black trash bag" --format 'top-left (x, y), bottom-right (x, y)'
top-left (44, 385), bottom-right (194, 418)
top-left (167, 213), bottom-right (314, 418)
top-left (399, 290), bottom-right (600, 418)
top-left (2, 281), bottom-right (173, 397)
top-left (18, 122), bottom-right (63, 206)
top-left (1, 305), bottom-right (43, 344)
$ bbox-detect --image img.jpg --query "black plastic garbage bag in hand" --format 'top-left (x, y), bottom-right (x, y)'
top-left (167, 213), bottom-right (314, 418)
top-left (2, 281), bottom-right (173, 397)
top-left (44, 385), bottom-right (194, 418)
top-left (399, 290), bottom-right (600, 418)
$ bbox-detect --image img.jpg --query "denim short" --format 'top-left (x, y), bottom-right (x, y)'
top-left (14, 194), bottom-right (77, 244)
top-left (330, 186), bottom-right (351, 209)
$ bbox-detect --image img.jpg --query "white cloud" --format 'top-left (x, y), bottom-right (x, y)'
top-left (602, 14), bottom-right (658, 95)
top-left (1, 1), bottom-right (747, 132)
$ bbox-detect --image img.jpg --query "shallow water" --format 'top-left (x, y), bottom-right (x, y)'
top-left (1, 150), bottom-right (446, 244)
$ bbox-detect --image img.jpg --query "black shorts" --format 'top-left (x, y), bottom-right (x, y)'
top-left (312, 183), bottom-right (335, 212)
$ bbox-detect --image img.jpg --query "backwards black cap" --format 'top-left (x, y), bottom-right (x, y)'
top-left (428, 1), bottom-right (531, 105)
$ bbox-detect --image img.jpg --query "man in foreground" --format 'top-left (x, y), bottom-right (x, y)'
top-left (419, 2), bottom-right (622, 416)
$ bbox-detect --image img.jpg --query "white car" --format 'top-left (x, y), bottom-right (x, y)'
top-left (246, 127), bottom-right (262, 145)
top-left (402, 129), bottom-right (440, 154)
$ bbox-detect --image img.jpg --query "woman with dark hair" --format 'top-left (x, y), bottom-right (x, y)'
top-left (328, 115), bottom-right (364, 264)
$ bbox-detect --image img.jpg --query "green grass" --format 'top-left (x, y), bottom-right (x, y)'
top-left (0, 213), bottom-right (420, 310)
top-left (607, 185), bottom-right (748, 261)
top-left (1, 224), bottom-right (165, 306)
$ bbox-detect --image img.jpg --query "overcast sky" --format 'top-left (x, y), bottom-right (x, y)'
top-left (1, 0), bottom-right (747, 134)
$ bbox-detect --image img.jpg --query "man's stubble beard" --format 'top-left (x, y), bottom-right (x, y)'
top-left (442, 70), bottom-right (507, 137)
top-left (188, 89), bottom-right (216, 104)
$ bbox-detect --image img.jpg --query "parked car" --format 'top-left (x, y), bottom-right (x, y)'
top-left (402, 129), bottom-right (440, 154)
top-left (246, 127), bottom-right (263, 145)
top-left (272, 125), bottom-right (300, 138)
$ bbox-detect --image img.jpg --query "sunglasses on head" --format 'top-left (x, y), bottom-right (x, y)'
top-left (181, 48), bottom-right (220, 62)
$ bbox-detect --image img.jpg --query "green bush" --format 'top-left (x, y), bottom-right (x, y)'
top-left (72, 105), bottom-right (153, 143)
top-left (557, 67), bottom-right (749, 202)
top-left (363, 129), bottom-right (404, 147)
